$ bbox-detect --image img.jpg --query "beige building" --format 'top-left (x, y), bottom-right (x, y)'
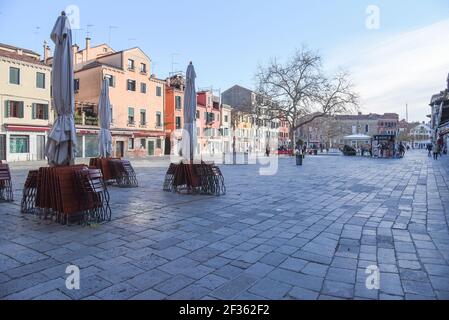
top-left (0, 43), bottom-right (53, 161)
top-left (67, 38), bottom-right (165, 158)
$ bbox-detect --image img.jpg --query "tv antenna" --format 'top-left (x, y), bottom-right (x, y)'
top-left (108, 25), bottom-right (119, 46)
top-left (86, 23), bottom-right (94, 38)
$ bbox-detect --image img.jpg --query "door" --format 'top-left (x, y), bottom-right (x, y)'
top-left (0, 135), bottom-right (5, 161)
top-left (147, 140), bottom-right (155, 156)
top-left (36, 135), bottom-right (46, 160)
top-left (116, 141), bottom-right (124, 158)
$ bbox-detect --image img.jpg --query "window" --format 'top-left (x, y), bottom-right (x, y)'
top-left (140, 83), bottom-right (147, 93)
top-left (156, 86), bottom-right (162, 97)
top-left (10, 135), bottom-right (29, 153)
top-left (4, 101), bottom-right (24, 118)
top-left (105, 74), bottom-right (115, 87)
top-left (175, 96), bottom-right (182, 109)
top-left (196, 111), bottom-right (200, 119)
top-left (365, 124), bottom-right (369, 133)
top-left (74, 79), bottom-right (80, 91)
top-left (128, 59), bottom-right (135, 70)
top-left (9, 67), bottom-right (20, 85)
top-left (140, 138), bottom-right (146, 149)
top-left (32, 103), bottom-right (49, 120)
top-left (110, 105), bottom-right (114, 123)
top-left (176, 116), bottom-right (181, 129)
top-left (127, 80), bottom-right (136, 91)
top-left (140, 109), bottom-right (146, 125)
top-left (156, 139), bottom-right (162, 149)
top-left (128, 107), bottom-right (135, 124)
top-left (36, 72), bottom-right (45, 89)
top-left (128, 138), bottom-right (134, 150)
top-left (156, 112), bottom-right (162, 127)
top-left (224, 115), bottom-right (229, 123)
top-left (140, 63), bottom-right (147, 73)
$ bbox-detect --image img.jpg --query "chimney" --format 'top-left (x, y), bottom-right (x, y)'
top-left (72, 44), bottom-right (79, 63)
top-left (85, 37), bottom-right (91, 61)
top-left (43, 41), bottom-right (50, 62)
top-left (16, 48), bottom-right (23, 55)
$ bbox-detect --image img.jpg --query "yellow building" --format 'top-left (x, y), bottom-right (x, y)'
top-left (0, 43), bottom-right (53, 161)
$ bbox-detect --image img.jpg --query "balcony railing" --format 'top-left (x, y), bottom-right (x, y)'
top-left (75, 113), bottom-right (98, 126)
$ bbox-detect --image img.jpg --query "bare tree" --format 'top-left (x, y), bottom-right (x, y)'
top-left (254, 47), bottom-right (359, 148)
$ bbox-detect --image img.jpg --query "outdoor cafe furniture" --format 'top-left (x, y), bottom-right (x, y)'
top-left (0, 163), bottom-right (13, 202)
top-left (109, 159), bottom-right (138, 188)
top-left (21, 170), bottom-right (38, 214)
top-left (164, 161), bottom-right (226, 196)
top-left (90, 158), bottom-right (138, 188)
top-left (23, 164), bottom-right (111, 225)
top-left (75, 168), bottom-right (111, 225)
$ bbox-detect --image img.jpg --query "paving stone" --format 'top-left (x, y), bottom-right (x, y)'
top-left (153, 275), bottom-right (195, 295)
top-left (321, 280), bottom-right (354, 299)
top-left (248, 278), bottom-right (291, 299)
top-left (211, 274), bottom-right (258, 299)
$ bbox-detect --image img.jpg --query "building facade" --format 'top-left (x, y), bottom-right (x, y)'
top-left (0, 43), bottom-right (53, 162)
top-left (70, 38), bottom-right (165, 158)
top-left (429, 74), bottom-right (449, 147)
top-left (164, 74), bottom-right (185, 155)
top-left (196, 91), bottom-right (222, 155)
top-left (410, 123), bottom-right (433, 149)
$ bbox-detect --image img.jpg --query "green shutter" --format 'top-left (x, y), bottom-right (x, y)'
top-left (44, 104), bottom-right (49, 120)
top-left (19, 102), bottom-right (24, 118)
top-left (4, 101), bottom-right (9, 118)
top-left (32, 103), bottom-right (36, 119)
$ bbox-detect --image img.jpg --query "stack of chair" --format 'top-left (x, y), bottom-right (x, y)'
top-left (89, 158), bottom-right (120, 182)
top-left (163, 163), bottom-right (177, 192)
top-left (21, 170), bottom-right (38, 214)
top-left (109, 159), bottom-right (138, 188)
top-left (35, 165), bottom-right (88, 224)
top-left (75, 168), bottom-right (111, 226)
top-left (0, 163), bottom-right (13, 202)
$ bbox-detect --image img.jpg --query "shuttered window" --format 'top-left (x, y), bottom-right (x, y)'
top-left (4, 100), bottom-right (24, 118)
top-left (32, 103), bottom-right (49, 120)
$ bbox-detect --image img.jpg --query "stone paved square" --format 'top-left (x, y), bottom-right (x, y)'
top-left (1, 151), bottom-right (449, 300)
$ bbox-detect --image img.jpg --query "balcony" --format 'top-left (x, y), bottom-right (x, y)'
top-left (75, 113), bottom-right (98, 126)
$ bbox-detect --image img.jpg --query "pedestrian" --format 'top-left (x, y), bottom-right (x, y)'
top-left (433, 142), bottom-right (439, 160)
top-left (265, 146), bottom-right (270, 157)
top-left (427, 143), bottom-right (433, 157)
top-left (399, 142), bottom-right (405, 158)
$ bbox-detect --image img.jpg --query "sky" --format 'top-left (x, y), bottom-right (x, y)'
top-left (1, 0), bottom-right (449, 122)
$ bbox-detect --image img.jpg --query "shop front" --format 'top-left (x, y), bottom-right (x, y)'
top-left (2, 125), bottom-right (49, 162)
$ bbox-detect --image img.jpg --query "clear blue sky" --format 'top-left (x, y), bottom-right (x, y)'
top-left (1, 0), bottom-right (449, 121)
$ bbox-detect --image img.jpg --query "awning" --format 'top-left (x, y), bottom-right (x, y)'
top-left (5, 125), bottom-right (50, 132)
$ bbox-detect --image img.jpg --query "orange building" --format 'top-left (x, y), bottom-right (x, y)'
top-left (164, 74), bottom-right (185, 155)
top-left (54, 38), bottom-right (166, 158)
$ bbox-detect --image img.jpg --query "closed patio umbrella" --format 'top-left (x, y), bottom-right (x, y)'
top-left (181, 62), bottom-right (197, 161)
top-left (45, 11), bottom-right (77, 166)
top-left (98, 78), bottom-right (112, 158)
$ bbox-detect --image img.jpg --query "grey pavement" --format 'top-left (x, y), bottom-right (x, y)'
top-left (1, 150), bottom-right (449, 300)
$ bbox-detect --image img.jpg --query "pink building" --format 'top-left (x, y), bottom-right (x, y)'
top-left (196, 91), bottom-right (222, 155)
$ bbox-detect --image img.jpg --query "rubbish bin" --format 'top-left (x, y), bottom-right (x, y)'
top-left (296, 154), bottom-right (303, 166)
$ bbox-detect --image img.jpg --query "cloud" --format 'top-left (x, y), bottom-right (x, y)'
top-left (328, 19), bottom-right (449, 122)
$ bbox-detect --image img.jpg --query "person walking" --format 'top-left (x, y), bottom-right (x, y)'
top-left (427, 143), bottom-right (433, 157)
top-left (433, 142), bottom-right (439, 160)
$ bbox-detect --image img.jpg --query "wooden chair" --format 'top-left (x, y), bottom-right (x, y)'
top-left (0, 163), bottom-right (13, 202)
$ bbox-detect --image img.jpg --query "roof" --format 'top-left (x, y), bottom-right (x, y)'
top-left (0, 49), bottom-right (48, 67)
top-left (0, 43), bottom-right (40, 56)
top-left (75, 60), bottom-right (123, 72)
top-left (335, 113), bottom-right (399, 121)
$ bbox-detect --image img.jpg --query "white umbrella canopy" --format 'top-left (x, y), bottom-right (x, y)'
top-left (98, 78), bottom-right (112, 158)
top-left (181, 62), bottom-right (197, 161)
top-left (45, 12), bottom-right (77, 166)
